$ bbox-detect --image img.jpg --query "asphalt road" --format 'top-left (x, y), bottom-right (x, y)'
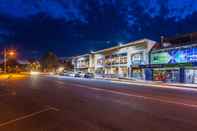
top-left (0, 75), bottom-right (197, 131)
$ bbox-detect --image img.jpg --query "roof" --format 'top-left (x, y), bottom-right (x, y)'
top-left (163, 32), bottom-right (197, 44)
top-left (72, 38), bottom-right (156, 58)
top-left (94, 38), bottom-right (155, 54)
top-left (72, 53), bottom-right (90, 59)
top-left (152, 32), bottom-right (197, 51)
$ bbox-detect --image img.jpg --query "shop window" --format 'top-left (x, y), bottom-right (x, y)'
top-left (153, 69), bottom-right (180, 83)
top-left (132, 68), bottom-right (143, 79)
top-left (95, 68), bottom-right (105, 74)
top-left (185, 69), bottom-right (197, 84)
top-left (120, 56), bottom-right (127, 64)
top-left (97, 58), bottom-right (104, 66)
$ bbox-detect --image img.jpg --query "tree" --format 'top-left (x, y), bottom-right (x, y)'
top-left (59, 58), bottom-right (73, 71)
top-left (28, 58), bottom-right (41, 72)
top-left (40, 52), bottom-right (59, 72)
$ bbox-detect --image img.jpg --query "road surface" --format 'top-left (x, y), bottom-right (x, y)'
top-left (0, 75), bottom-right (197, 131)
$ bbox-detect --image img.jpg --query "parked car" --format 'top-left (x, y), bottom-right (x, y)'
top-left (59, 72), bottom-right (69, 76)
top-left (84, 73), bottom-right (94, 78)
top-left (59, 71), bottom-right (70, 76)
top-left (74, 72), bottom-right (81, 77)
top-left (79, 73), bottom-right (86, 78)
top-left (68, 72), bottom-right (76, 77)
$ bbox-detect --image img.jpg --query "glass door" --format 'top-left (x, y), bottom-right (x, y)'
top-left (194, 70), bottom-right (197, 84)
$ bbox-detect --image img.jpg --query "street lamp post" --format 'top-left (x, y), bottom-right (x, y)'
top-left (3, 48), bottom-right (16, 73)
top-left (4, 48), bottom-right (7, 73)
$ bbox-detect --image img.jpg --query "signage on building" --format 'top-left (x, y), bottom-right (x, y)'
top-left (151, 47), bottom-right (197, 64)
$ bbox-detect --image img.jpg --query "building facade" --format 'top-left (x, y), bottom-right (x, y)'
top-left (72, 32), bottom-right (197, 84)
top-left (150, 32), bottom-right (197, 84)
top-left (73, 39), bottom-right (156, 80)
top-left (72, 54), bottom-right (92, 73)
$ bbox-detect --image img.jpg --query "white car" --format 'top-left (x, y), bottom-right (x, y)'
top-left (68, 72), bottom-right (75, 77)
top-left (79, 73), bottom-right (86, 78)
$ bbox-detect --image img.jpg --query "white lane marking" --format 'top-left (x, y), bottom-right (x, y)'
top-left (46, 106), bottom-right (60, 112)
top-left (55, 80), bottom-right (65, 85)
top-left (71, 84), bottom-right (197, 109)
top-left (0, 107), bottom-right (59, 128)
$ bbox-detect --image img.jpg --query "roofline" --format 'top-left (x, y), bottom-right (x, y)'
top-left (94, 38), bottom-right (156, 54)
top-left (72, 38), bottom-right (156, 58)
top-left (72, 53), bottom-right (90, 59)
top-left (151, 42), bottom-right (197, 53)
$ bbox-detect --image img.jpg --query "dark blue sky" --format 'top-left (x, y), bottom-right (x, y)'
top-left (0, 0), bottom-right (197, 58)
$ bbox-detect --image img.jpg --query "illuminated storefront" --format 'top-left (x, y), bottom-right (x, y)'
top-left (185, 69), bottom-right (197, 84)
top-left (130, 52), bottom-right (145, 79)
top-left (131, 67), bottom-right (144, 79)
top-left (94, 39), bottom-right (155, 79)
top-left (103, 53), bottom-right (128, 77)
top-left (153, 68), bottom-right (180, 83)
top-left (151, 45), bottom-right (197, 83)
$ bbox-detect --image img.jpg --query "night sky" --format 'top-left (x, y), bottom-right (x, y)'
top-left (0, 0), bottom-right (197, 58)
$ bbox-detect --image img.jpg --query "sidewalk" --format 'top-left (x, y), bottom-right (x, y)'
top-left (97, 77), bottom-right (197, 89)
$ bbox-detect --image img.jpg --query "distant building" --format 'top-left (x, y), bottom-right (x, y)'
top-left (72, 54), bottom-right (91, 73)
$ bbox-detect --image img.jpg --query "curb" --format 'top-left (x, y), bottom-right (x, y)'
top-left (96, 77), bottom-right (197, 89)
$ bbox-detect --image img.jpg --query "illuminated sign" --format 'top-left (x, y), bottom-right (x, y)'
top-left (151, 52), bottom-right (171, 64)
top-left (151, 47), bottom-right (197, 64)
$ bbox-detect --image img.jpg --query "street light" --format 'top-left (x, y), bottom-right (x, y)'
top-left (4, 49), bottom-right (17, 73)
top-left (8, 51), bottom-right (15, 56)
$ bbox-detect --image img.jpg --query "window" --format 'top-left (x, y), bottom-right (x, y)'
top-left (131, 53), bottom-right (143, 65)
top-left (97, 58), bottom-right (104, 65)
top-left (120, 56), bottom-right (127, 64)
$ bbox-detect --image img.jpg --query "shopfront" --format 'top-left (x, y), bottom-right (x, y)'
top-left (131, 67), bottom-right (144, 80)
top-left (119, 67), bottom-right (128, 77)
top-left (130, 52), bottom-right (145, 80)
top-left (151, 45), bottom-right (197, 83)
top-left (185, 68), bottom-right (197, 84)
top-left (153, 68), bottom-right (180, 83)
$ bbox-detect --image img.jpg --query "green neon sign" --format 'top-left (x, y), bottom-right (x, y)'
top-left (151, 52), bottom-right (171, 64)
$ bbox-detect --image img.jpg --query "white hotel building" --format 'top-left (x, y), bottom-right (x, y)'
top-left (72, 39), bottom-right (156, 80)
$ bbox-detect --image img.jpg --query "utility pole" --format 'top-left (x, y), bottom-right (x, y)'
top-left (4, 48), bottom-right (7, 73)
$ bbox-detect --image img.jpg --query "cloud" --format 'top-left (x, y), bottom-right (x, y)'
top-left (137, 0), bottom-right (197, 20)
top-left (0, 0), bottom-right (39, 17)
top-left (167, 0), bottom-right (197, 20)
top-left (0, 0), bottom-right (197, 23)
top-left (138, 0), bottom-right (161, 17)
top-left (0, 0), bottom-right (86, 22)
top-left (0, 0), bottom-right (197, 57)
